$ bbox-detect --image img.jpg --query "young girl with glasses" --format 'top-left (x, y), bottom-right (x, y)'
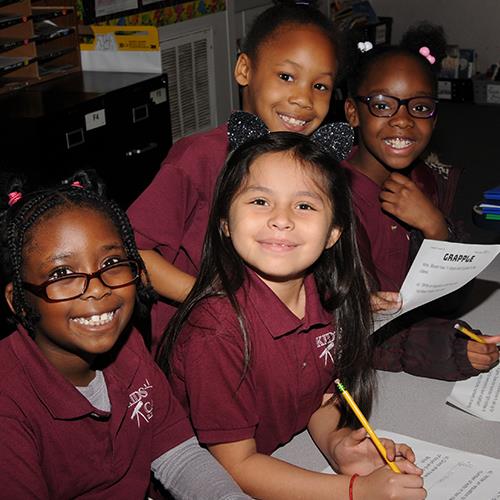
top-left (0, 170), bottom-right (250, 499)
top-left (343, 23), bottom-right (500, 380)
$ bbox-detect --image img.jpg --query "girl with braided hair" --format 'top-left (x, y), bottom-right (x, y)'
top-left (0, 170), bottom-right (250, 499)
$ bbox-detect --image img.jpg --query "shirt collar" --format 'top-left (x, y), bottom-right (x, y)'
top-left (342, 151), bottom-right (381, 208)
top-left (9, 326), bottom-right (140, 420)
top-left (241, 268), bottom-right (332, 339)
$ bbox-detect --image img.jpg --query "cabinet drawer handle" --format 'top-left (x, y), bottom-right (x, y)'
top-left (132, 104), bottom-right (149, 123)
top-left (125, 142), bottom-right (158, 157)
top-left (65, 128), bottom-right (85, 149)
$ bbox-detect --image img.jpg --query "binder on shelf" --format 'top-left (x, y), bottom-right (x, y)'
top-left (31, 7), bottom-right (73, 23)
top-left (0, 54), bottom-right (34, 74)
top-left (473, 185), bottom-right (500, 230)
top-left (0, 12), bottom-right (27, 28)
top-left (0, 35), bottom-right (33, 53)
top-left (484, 185), bottom-right (500, 200)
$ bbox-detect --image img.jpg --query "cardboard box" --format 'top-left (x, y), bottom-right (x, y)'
top-left (80, 25), bottom-right (161, 73)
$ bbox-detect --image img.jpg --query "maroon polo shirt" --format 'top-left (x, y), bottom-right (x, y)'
top-left (127, 123), bottom-right (229, 354)
top-left (342, 151), bottom-right (439, 291)
top-left (0, 326), bottom-right (193, 499)
top-left (170, 269), bottom-right (337, 455)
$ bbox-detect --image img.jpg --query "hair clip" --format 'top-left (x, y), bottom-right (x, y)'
top-left (71, 181), bottom-right (84, 188)
top-left (227, 111), bottom-right (354, 162)
top-left (357, 41), bottom-right (373, 53)
top-left (419, 46), bottom-right (436, 65)
top-left (8, 191), bottom-right (22, 207)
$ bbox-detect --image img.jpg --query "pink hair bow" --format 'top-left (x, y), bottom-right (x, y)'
top-left (8, 191), bottom-right (22, 206)
top-left (71, 181), bottom-right (83, 188)
top-left (419, 46), bottom-right (435, 65)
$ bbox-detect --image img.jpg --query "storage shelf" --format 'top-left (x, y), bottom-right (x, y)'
top-left (0, 0), bottom-right (79, 94)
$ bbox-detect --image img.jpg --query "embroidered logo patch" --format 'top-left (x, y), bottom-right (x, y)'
top-left (316, 331), bottom-right (336, 366)
top-left (128, 379), bottom-right (154, 428)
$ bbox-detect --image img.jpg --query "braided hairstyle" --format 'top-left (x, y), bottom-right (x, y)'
top-left (0, 169), bottom-right (155, 336)
top-left (344, 21), bottom-right (448, 97)
top-left (241, 0), bottom-right (341, 68)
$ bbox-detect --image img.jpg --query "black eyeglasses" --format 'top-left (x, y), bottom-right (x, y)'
top-left (355, 94), bottom-right (438, 119)
top-left (22, 259), bottom-right (141, 302)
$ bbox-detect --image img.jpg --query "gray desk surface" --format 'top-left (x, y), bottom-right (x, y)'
top-left (273, 256), bottom-right (500, 469)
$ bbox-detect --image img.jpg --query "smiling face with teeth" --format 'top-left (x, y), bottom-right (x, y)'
top-left (222, 151), bottom-right (341, 300)
top-left (234, 23), bottom-right (337, 136)
top-left (345, 53), bottom-right (437, 185)
top-left (19, 207), bottom-right (137, 380)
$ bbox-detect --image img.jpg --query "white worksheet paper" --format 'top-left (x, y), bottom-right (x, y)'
top-left (322, 430), bottom-right (500, 499)
top-left (373, 240), bottom-right (500, 331)
top-left (447, 363), bottom-right (500, 421)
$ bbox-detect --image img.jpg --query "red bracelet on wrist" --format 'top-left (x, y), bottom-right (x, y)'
top-left (349, 473), bottom-right (359, 500)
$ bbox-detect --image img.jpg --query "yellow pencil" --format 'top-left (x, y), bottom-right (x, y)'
top-left (454, 323), bottom-right (486, 344)
top-left (335, 379), bottom-right (401, 474)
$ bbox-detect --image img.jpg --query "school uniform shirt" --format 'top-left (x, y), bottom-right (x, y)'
top-left (0, 326), bottom-right (193, 500)
top-left (127, 123), bottom-right (229, 354)
top-left (170, 269), bottom-right (337, 455)
top-left (342, 152), bottom-right (478, 382)
top-left (342, 151), bottom-right (439, 291)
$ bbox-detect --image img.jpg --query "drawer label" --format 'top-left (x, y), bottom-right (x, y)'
top-left (85, 109), bottom-right (107, 131)
top-left (150, 87), bottom-right (167, 105)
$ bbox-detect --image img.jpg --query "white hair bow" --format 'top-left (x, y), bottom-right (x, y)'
top-left (357, 41), bottom-right (373, 53)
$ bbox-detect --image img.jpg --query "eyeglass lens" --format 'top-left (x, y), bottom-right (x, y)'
top-left (45, 262), bottom-right (138, 300)
top-left (367, 95), bottom-right (436, 118)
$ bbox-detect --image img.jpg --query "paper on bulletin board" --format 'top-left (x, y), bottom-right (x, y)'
top-left (80, 25), bottom-right (161, 73)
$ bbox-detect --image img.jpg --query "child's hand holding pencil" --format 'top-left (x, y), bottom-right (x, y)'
top-left (333, 380), bottom-right (422, 475)
top-left (454, 321), bottom-right (500, 372)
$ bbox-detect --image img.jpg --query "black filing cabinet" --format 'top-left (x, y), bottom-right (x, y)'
top-left (0, 71), bottom-right (172, 209)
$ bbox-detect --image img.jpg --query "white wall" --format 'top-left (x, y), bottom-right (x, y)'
top-left (371, 0), bottom-right (500, 73)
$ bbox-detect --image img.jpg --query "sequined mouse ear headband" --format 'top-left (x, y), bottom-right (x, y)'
top-left (228, 111), bottom-right (354, 162)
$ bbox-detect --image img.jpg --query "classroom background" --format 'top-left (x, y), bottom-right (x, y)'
top-left (1, 0), bottom-right (499, 335)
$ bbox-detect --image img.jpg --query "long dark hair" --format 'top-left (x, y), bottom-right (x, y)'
top-left (158, 132), bottom-right (376, 427)
top-left (0, 169), bottom-right (155, 336)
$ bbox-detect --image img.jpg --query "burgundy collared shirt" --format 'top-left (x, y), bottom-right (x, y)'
top-left (170, 269), bottom-right (337, 455)
top-left (342, 152), bottom-right (439, 291)
top-left (127, 123), bottom-right (229, 353)
top-left (0, 327), bottom-right (193, 499)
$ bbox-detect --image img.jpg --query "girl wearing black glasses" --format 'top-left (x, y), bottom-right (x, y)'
top-left (0, 170), bottom-right (250, 499)
top-left (342, 22), bottom-right (500, 381)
